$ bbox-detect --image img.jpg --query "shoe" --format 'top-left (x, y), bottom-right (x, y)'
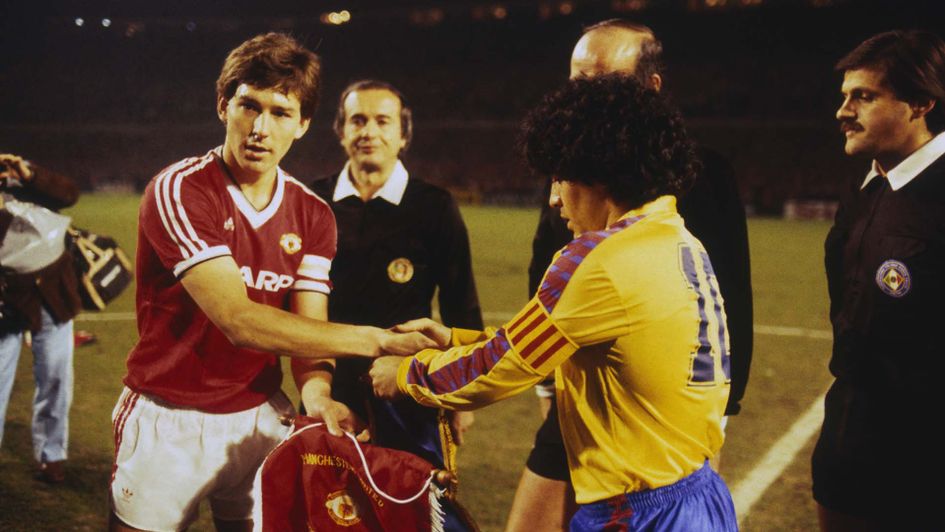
top-left (74, 330), bottom-right (97, 348)
top-left (36, 461), bottom-right (66, 483)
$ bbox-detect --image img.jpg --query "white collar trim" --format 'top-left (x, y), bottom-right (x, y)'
top-left (862, 131), bottom-right (945, 191)
top-left (225, 166), bottom-right (286, 229)
top-left (333, 160), bottom-right (409, 205)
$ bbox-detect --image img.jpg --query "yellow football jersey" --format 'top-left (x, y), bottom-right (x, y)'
top-left (397, 196), bottom-right (730, 504)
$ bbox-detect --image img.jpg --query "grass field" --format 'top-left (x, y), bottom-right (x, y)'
top-left (0, 194), bottom-right (835, 531)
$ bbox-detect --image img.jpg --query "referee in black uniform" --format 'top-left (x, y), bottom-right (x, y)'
top-left (309, 80), bottom-right (482, 532)
top-left (813, 30), bottom-right (945, 531)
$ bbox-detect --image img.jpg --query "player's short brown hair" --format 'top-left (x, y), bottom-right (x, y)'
top-left (216, 33), bottom-right (321, 119)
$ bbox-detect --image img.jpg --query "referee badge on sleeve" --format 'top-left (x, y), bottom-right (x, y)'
top-left (875, 259), bottom-right (911, 298)
top-left (388, 257), bottom-right (414, 283)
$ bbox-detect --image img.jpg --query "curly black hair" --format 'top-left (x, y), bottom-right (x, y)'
top-left (520, 74), bottom-right (698, 210)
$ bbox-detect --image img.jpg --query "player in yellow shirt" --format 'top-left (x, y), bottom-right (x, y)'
top-left (370, 74), bottom-right (736, 531)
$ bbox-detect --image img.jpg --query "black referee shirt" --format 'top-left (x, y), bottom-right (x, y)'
top-left (310, 173), bottom-right (482, 331)
top-left (815, 151), bottom-right (945, 492)
top-left (309, 171), bottom-right (483, 466)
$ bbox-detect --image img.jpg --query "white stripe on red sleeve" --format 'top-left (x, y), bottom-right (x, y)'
top-left (293, 279), bottom-right (331, 294)
top-left (172, 245), bottom-right (232, 277)
top-left (154, 159), bottom-right (199, 259)
top-left (297, 254), bottom-right (332, 282)
top-left (171, 161), bottom-right (213, 251)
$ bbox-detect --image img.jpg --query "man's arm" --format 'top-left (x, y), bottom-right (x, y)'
top-left (290, 291), bottom-right (367, 438)
top-left (180, 256), bottom-right (434, 359)
top-left (688, 149), bottom-right (753, 416)
top-left (435, 197), bottom-right (483, 330)
top-left (371, 306), bottom-right (569, 410)
top-left (824, 178), bottom-right (858, 322)
top-left (0, 154), bottom-right (79, 210)
top-left (371, 296), bottom-right (589, 410)
top-left (372, 241), bottom-right (631, 411)
top-left (432, 195), bottom-right (484, 442)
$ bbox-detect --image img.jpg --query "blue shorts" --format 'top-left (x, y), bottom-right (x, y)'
top-left (570, 464), bottom-right (736, 532)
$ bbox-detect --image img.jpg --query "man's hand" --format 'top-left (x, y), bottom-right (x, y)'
top-left (302, 393), bottom-right (369, 441)
top-left (448, 410), bottom-right (475, 446)
top-left (0, 154), bottom-right (32, 186)
top-left (393, 318), bottom-right (452, 349)
top-left (377, 329), bottom-right (438, 357)
top-left (369, 356), bottom-right (407, 400)
top-left (294, 353), bottom-right (369, 441)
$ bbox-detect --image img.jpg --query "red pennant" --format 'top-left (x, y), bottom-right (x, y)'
top-left (256, 416), bottom-right (443, 531)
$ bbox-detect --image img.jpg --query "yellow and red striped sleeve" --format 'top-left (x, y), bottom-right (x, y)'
top-left (449, 327), bottom-right (494, 346)
top-left (397, 299), bottom-right (578, 410)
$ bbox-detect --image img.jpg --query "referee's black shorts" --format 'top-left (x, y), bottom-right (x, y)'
top-left (525, 396), bottom-right (571, 482)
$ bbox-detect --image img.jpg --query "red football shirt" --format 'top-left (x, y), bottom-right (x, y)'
top-left (125, 149), bottom-right (336, 413)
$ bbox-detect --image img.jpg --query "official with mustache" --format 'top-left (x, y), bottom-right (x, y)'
top-left (813, 29), bottom-right (945, 531)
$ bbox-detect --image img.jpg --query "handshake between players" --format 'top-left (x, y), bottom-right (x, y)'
top-left (368, 319), bottom-right (452, 401)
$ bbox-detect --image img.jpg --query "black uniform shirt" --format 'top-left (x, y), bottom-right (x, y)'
top-left (309, 163), bottom-right (482, 466)
top-left (310, 165), bottom-right (482, 331)
top-left (818, 137), bottom-right (945, 467)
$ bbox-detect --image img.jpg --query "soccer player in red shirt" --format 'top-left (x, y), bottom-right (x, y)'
top-left (108, 33), bottom-right (432, 532)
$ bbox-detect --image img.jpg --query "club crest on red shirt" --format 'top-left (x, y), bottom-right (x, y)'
top-left (875, 259), bottom-right (911, 298)
top-left (280, 232), bottom-right (302, 254)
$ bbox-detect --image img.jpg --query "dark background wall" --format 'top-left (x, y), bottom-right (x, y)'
top-left (2, 0), bottom-right (944, 212)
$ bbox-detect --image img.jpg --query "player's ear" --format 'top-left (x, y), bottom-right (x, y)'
top-left (648, 73), bottom-right (663, 93)
top-left (217, 97), bottom-right (229, 124)
top-left (911, 99), bottom-right (935, 121)
top-left (294, 118), bottom-right (311, 140)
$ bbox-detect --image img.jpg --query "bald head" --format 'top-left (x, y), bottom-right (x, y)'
top-left (569, 24), bottom-right (663, 91)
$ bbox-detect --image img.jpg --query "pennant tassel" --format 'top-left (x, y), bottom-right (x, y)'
top-left (429, 483), bottom-right (447, 532)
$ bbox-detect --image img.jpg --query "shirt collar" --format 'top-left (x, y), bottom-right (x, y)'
top-left (620, 195), bottom-right (677, 220)
top-left (333, 160), bottom-right (409, 205)
top-left (862, 131), bottom-right (945, 191)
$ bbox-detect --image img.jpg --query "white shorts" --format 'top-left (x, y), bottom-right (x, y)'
top-left (110, 387), bottom-right (293, 531)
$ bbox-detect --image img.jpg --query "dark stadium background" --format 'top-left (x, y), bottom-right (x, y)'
top-left (3, 0), bottom-right (945, 214)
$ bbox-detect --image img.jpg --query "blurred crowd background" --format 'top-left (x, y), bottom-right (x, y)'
top-left (2, 0), bottom-right (943, 215)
